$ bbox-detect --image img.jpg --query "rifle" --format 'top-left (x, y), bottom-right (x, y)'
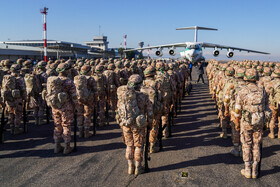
top-left (144, 125), bottom-right (150, 173)
top-left (105, 92), bottom-right (110, 126)
top-left (73, 112), bottom-right (77, 152)
top-left (23, 100), bottom-right (27, 133)
top-left (93, 106), bottom-right (97, 136)
top-left (157, 117), bottom-right (163, 150)
top-left (258, 142), bottom-right (263, 177)
top-left (46, 103), bottom-right (50, 125)
top-left (0, 105), bottom-right (7, 144)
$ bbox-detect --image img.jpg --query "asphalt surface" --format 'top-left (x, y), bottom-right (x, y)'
top-left (1, 70), bottom-right (280, 187)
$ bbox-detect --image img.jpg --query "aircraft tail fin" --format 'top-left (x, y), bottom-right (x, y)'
top-left (176, 26), bottom-right (217, 42)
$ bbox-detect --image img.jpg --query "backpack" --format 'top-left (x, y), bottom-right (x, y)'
top-left (242, 85), bottom-right (265, 126)
top-left (117, 85), bottom-right (146, 128)
top-left (74, 75), bottom-right (93, 104)
top-left (24, 74), bottom-right (41, 96)
top-left (93, 73), bottom-right (106, 95)
top-left (104, 70), bottom-right (117, 91)
top-left (141, 86), bottom-right (162, 113)
top-left (46, 76), bottom-right (68, 109)
top-left (156, 73), bottom-right (172, 101)
top-left (1, 75), bottom-right (21, 102)
top-left (269, 81), bottom-right (280, 109)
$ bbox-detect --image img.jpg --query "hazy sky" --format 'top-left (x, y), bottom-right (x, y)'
top-left (0, 0), bottom-right (279, 61)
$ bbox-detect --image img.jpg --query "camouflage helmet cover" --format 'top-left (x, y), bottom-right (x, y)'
top-left (244, 68), bottom-right (258, 81)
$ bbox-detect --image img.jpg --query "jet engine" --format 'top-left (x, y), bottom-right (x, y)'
top-left (227, 51), bottom-right (234, 58)
top-left (213, 50), bottom-right (220, 57)
top-left (169, 49), bottom-right (176, 56)
top-left (155, 49), bottom-right (163, 57)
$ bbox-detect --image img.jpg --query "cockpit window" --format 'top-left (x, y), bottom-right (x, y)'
top-left (188, 45), bottom-right (200, 49)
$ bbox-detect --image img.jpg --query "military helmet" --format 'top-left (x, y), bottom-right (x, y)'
top-left (10, 64), bottom-right (21, 72)
top-left (127, 74), bottom-right (143, 87)
top-left (219, 63), bottom-right (228, 71)
top-left (23, 60), bottom-right (32, 67)
top-left (95, 65), bottom-right (104, 73)
top-left (49, 63), bottom-right (58, 70)
top-left (144, 65), bottom-right (156, 77)
top-left (269, 62), bottom-right (275, 67)
top-left (244, 68), bottom-right (258, 81)
top-left (108, 63), bottom-right (116, 70)
top-left (37, 60), bottom-right (47, 69)
top-left (225, 66), bottom-right (235, 76)
top-left (263, 67), bottom-right (271, 76)
top-left (156, 61), bottom-right (165, 71)
top-left (235, 68), bottom-right (245, 78)
top-left (275, 63), bottom-right (280, 69)
top-left (17, 58), bottom-right (24, 66)
top-left (124, 61), bottom-right (130, 68)
top-left (263, 62), bottom-right (269, 67)
top-left (115, 61), bottom-right (122, 68)
top-left (4, 59), bottom-right (13, 67)
top-left (252, 61), bottom-right (259, 68)
top-left (56, 63), bottom-right (70, 73)
top-left (80, 65), bottom-right (91, 75)
top-left (168, 63), bottom-right (175, 70)
top-left (271, 68), bottom-right (280, 78)
top-left (256, 65), bottom-right (264, 73)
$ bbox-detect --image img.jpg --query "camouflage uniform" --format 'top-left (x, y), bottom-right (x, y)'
top-left (103, 64), bottom-right (120, 116)
top-left (115, 61), bottom-right (129, 85)
top-left (142, 66), bottom-right (163, 153)
top-left (2, 64), bottom-right (27, 134)
top-left (116, 74), bottom-right (153, 175)
top-left (46, 63), bottom-right (79, 154)
top-left (233, 69), bottom-right (271, 179)
top-left (74, 65), bottom-right (97, 138)
top-left (92, 65), bottom-right (108, 126)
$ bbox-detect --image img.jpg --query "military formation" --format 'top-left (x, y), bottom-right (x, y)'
top-left (0, 57), bottom-right (191, 176)
top-left (207, 59), bottom-right (280, 179)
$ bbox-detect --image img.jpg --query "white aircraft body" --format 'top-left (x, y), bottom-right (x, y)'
top-left (124, 26), bottom-right (270, 63)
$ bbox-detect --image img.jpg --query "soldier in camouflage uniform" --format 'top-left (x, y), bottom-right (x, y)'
top-left (2, 64), bottom-right (27, 134)
top-left (92, 65), bottom-right (108, 126)
top-left (232, 69), bottom-right (271, 179)
top-left (267, 69), bottom-right (280, 138)
top-left (115, 61), bottom-right (129, 85)
top-left (103, 64), bottom-right (120, 117)
top-left (20, 60), bottom-right (33, 76)
top-left (74, 65), bottom-right (97, 138)
top-left (46, 63), bottom-right (79, 154)
top-left (116, 74), bottom-right (153, 175)
top-left (142, 66), bottom-right (163, 153)
top-left (46, 63), bottom-right (58, 77)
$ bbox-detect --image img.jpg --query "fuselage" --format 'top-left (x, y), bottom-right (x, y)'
top-left (180, 42), bottom-right (205, 63)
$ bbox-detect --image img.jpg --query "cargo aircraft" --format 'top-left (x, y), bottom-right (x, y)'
top-left (124, 26), bottom-right (270, 63)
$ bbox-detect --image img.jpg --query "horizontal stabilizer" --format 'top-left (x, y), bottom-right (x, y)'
top-left (176, 26), bottom-right (218, 31)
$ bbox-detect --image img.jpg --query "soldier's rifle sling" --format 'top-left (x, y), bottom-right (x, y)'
top-left (258, 142), bottom-right (263, 177)
top-left (144, 125), bottom-right (150, 173)
top-left (157, 117), bottom-right (163, 150)
top-left (0, 105), bottom-right (7, 144)
top-left (73, 112), bottom-right (77, 152)
top-left (23, 100), bottom-right (27, 133)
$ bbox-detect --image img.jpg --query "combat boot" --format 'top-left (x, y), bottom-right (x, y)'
top-left (220, 129), bottom-right (228, 139)
top-left (63, 142), bottom-right (73, 155)
top-left (128, 160), bottom-right (135, 175)
top-left (14, 127), bottom-right (23, 135)
top-left (230, 144), bottom-right (240, 157)
top-left (135, 161), bottom-right (144, 176)
top-left (150, 143), bottom-right (160, 153)
top-left (84, 128), bottom-right (92, 138)
top-left (268, 129), bottom-right (275, 139)
top-left (252, 161), bottom-right (259, 179)
top-left (241, 162), bottom-right (252, 179)
top-left (54, 141), bottom-right (64, 153)
top-left (78, 126), bottom-right (84, 138)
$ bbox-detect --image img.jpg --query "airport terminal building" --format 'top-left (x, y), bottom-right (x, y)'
top-left (0, 36), bottom-right (115, 61)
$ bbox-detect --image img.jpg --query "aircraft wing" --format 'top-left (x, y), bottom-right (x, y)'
top-left (123, 42), bottom-right (187, 52)
top-left (201, 42), bottom-right (270, 55)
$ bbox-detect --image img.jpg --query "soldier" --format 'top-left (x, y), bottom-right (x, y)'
top-left (20, 60), bottom-right (33, 76)
top-left (142, 66), bottom-right (163, 153)
top-left (46, 63), bottom-right (58, 77)
top-left (103, 64), bottom-right (120, 117)
top-left (1, 64), bottom-right (27, 134)
top-left (74, 65), bottom-right (97, 138)
top-left (92, 65), bottom-right (108, 126)
top-left (115, 61), bottom-right (128, 85)
top-left (267, 68), bottom-right (280, 138)
top-left (116, 74), bottom-right (153, 175)
top-left (155, 61), bottom-right (172, 138)
top-left (232, 69), bottom-right (271, 179)
top-left (46, 63), bottom-right (79, 154)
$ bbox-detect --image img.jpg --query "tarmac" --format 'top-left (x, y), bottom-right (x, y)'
top-left (1, 70), bottom-right (280, 187)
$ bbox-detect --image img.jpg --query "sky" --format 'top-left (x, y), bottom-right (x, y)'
top-left (0, 0), bottom-right (279, 61)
